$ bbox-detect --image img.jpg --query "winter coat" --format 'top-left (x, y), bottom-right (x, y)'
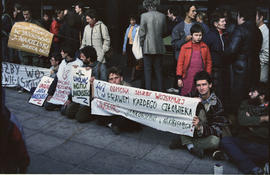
top-left (81, 21), bottom-right (110, 63)
top-left (139, 10), bottom-right (167, 54)
top-left (176, 40), bottom-right (212, 79)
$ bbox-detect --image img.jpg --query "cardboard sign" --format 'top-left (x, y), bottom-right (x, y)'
top-left (72, 67), bottom-right (92, 106)
top-left (8, 22), bottom-right (53, 57)
top-left (29, 76), bottom-right (54, 106)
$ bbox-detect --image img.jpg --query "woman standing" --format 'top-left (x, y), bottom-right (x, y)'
top-left (122, 15), bottom-right (139, 81)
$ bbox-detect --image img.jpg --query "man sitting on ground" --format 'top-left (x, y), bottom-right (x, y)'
top-left (170, 71), bottom-right (229, 160)
top-left (221, 83), bottom-right (269, 174)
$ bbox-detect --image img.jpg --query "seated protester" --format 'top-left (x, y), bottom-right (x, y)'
top-left (44, 45), bottom-right (83, 111)
top-left (221, 83), bottom-right (269, 174)
top-left (96, 66), bottom-right (142, 135)
top-left (64, 46), bottom-right (102, 122)
top-left (170, 71), bottom-right (229, 160)
top-left (49, 52), bottom-right (62, 78)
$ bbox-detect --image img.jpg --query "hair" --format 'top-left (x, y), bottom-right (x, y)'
top-left (55, 9), bottom-right (63, 15)
top-left (85, 9), bottom-right (99, 21)
top-left (143, 0), bottom-right (160, 10)
top-left (107, 66), bottom-right (122, 79)
top-left (61, 44), bottom-right (75, 58)
top-left (237, 5), bottom-right (256, 22)
top-left (249, 82), bottom-right (269, 101)
top-left (52, 52), bottom-right (62, 62)
top-left (194, 71), bottom-right (212, 85)
top-left (210, 10), bottom-right (225, 27)
top-left (197, 11), bottom-right (208, 24)
top-left (182, 3), bottom-right (196, 17)
top-left (14, 3), bottom-right (22, 11)
top-left (22, 6), bottom-right (31, 13)
top-left (168, 7), bottom-right (179, 16)
top-left (75, 2), bottom-right (84, 9)
top-left (190, 23), bottom-right (204, 35)
top-left (129, 14), bottom-right (137, 21)
top-left (80, 46), bottom-right (97, 62)
top-left (256, 8), bottom-right (264, 19)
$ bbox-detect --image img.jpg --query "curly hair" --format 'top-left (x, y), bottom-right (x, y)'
top-left (143, 0), bottom-right (160, 10)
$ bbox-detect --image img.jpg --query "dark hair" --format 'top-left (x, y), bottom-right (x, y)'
top-left (129, 14), bottom-right (137, 21)
top-left (55, 9), bottom-right (63, 15)
top-left (250, 82), bottom-right (269, 101)
top-left (256, 9), bottom-right (264, 19)
top-left (107, 66), bottom-right (122, 79)
top-left (80, 46), bottom-right (97, 62)
top-left (210, 10), bottom-right (225, 27)
top-left (61, 44), bottom-right (75, 58)
top-left (190, 23), bottom-right (204, 35)
top-left (194, 71), bottom-right (212, 85)
top-left (237, 5), bottom-right (256, 22)
top-left (52, 52), bottom-right (62, 62)
top-left (168, 7), bottom-right (179, 16)
top-left (85, 9), bottom-right (99, 21)
top-left (183, 3), bottom-right (196, 17)
top-left (75, 2), bottom-right (84, 9)
top-left (22, 6), bottom-right (31, 13)
top-left (14, 3), bottom-right (22, 11)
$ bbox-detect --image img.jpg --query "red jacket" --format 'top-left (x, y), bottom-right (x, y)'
top-left (176, 40), bottom-right (212, 79)
top-left (50, 20), bottom-right (61, 42)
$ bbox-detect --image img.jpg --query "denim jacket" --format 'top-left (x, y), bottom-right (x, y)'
top-left (122, 24), bottom-right (139, 52)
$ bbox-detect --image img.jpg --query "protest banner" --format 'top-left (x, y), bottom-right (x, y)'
top-left (71, 67), bottom-right (92, 106)
top-left (29, 76), bottom-right (54, 106)
top-left (2, 62), bottom-right (51, 91)
top-left (8, 22), bottom-right (53, 57)
top-left (93, 80), bottom-right (200, 118)
top-left (92, 80), bottom-right (201, 136)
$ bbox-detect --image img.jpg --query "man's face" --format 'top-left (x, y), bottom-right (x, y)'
top-left (86, 16), bottom-right (95, 25)
top-left (50, 57), bottom-right (59, 67)
top-left (23, 10), bottom-right (31, 21)
top-left (249, 90), bottom-right (259, 99)
top-left (75, 5), bottom-right (81, 14)
top-left (61, 50), bottom-right (68, 59)
top-left (80, 52), bottom-right (89, 64)
top-left (187, 6), bottom-right (197, 20)
top-left (167, 10), bottom-right (174, 20)
top-left (237, 13), bottom-right (245, 25)
top-left (58, 11), bottom-right (64, 19)
top-left (43, 14), bottom-right (49, 21)
top-left (192, 32), bottom-right (202, 43)
top-left (196, 80), bottom-right (212, 96)
top-left (130, 18), bottom-right (136, 26)
top-left (108, 73), bottom-right (122, 84)
top-left (215, 18), bottom-right (226, 30)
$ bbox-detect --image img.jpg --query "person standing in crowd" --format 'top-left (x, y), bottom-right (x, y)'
top-left (171, 3), bottom-right (197, 61)
top-left (81, 9), bottom-right (110, 80)
top-left (196, 11), bottom-right (209, 34)
top-left (44, 45), bottom-right (83, 111)
top-left (139, 0), bottom-right (167, 92)
top-left (40, 12), bottom-right (51, 31)
top-left (224, 7), bottom-right (262, 116)
top-left (74, 1), bottom-right (87, 44)
top-left (1, 0), bottom-right (14, 63)
top-left (122, 15), bottom-right (139, 81)
top-left (21, 6), bottom-right (44, 67)
top-left (176, 24), bottom-right (212, 96)
top-left (50, 9), bottom-right (64, 54)
top-left (221, 83), bottom-right (269, 174)
top-left (167, 7), bottom-right (183, 35)
top-left (64, 46), bottom-right (102, 123)
top-left (256, 9), bottom-right (269, 83)
top-left (13, 3), bottom-right (24, 22)
top-left (170, 71), bottom-right (229, 160)
top-left (203, 10), bottom-right (227, 105)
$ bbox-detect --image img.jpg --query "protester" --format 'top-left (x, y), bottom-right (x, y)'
top-left (203, 10), bottom-right (227, 104)
top-left (13, 3), bottom-right (24, 22)
top-left (176, 24), bottom-right (212, 96)
top-left (224, 7), bottom-right (262, 116)
top-left (221, 83), bottom-right (269, 174)
top-left (171, 3), bottom-right (197, 61)
top-left (256, 9), bottom-right (269, 83)
top-left (81, 9), bottom-right (110, 80)
top-left (74, 1), bottom-right (87, 43)
top-left (139, 0), bottom-right (167, 92)
top-left (166, 7), bottom-right (183, 35)
top-left (44, 45), bottom-right (83, 111)
top-left (40, 12), bottom-right (51, 31)
top-left (49, 52), bottom-right (62, 78)
top-left (122, 15), bottom-right (139, 81)
top-left (96, 66), bottom-right (142, 134)
top-left (170, 71), bottom-right (229, 160)
top-left (196, 11), bottom-right (210, 34)
top-left (50, 9), bottom-right (64, 54)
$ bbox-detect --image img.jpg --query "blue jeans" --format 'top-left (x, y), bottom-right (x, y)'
top-left (143, 54), bottom-right (163, 91)
top-left (221, 136), bottom-right (268, 173)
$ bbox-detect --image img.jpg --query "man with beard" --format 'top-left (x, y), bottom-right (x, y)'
top-left (221, 83), bottom-right (269, 174)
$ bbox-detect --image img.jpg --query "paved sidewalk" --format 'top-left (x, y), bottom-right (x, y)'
top-left (5, 88), bottom-right (242, 174)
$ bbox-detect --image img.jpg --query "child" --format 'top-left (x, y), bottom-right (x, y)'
top-left (176, 23), bottom-right (212, 96)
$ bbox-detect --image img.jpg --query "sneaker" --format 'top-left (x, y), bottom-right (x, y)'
top-left (111, 124), bottom-right (120, 135)
top-left (212, 150), bottom-right (226, 160)
top-left (169, 138), bottom-right (185, 150)
top-left (190, 147), bottom-right (204, 159)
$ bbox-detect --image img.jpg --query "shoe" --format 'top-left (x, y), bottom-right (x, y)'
top-left (169, 138), bottom-right (185, 150)
top-left (264, 162), bottom-right (269, 175)
top-left (212, 150), bottom-right (226, 160)
top-left (190, 147), bottom-right (204, 159)
top-left (111, 124), bottom-right (120, 135)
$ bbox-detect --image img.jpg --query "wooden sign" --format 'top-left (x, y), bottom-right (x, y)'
top-left (8, 22), bottom-right (53, 57)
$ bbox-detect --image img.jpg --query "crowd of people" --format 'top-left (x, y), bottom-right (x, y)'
top-left (1, 0), bottom-right (269, 174)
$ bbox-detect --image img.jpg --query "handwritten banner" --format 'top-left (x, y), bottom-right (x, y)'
top-left (29, 76), bottom-right (53, 106)
top-left (72, 67), bottom-right (92, 106)
top-left (93, 80), bottom-right (200, 118)
top-left (8, 22), bottom-right (53, 57)
top-left (2, 62), bottom-right (50, 91)
top-left (92, 80), bottom-right (201, 136)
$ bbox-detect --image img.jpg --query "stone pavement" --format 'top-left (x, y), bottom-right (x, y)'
top-left (5, 88), bottom-right (242, 174)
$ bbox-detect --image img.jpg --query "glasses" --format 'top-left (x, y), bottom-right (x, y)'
top-left (108, 76), bottom-right (120, 81)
